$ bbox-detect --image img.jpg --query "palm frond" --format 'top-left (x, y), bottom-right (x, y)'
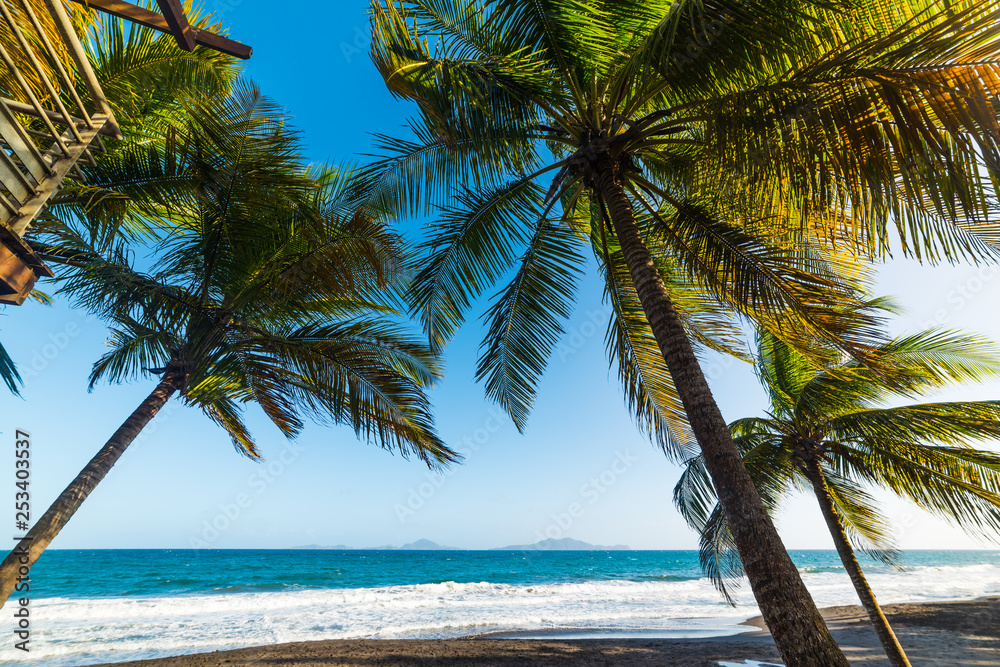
top-left (408, 178), bottom-right (543, 349)
top-left (838, 436), bottom-right (1000, 541)
top-left (85, 8), bottom-right (239, 137)
top-left (822, 472), bottom-right (900, 565)
top-left (611, 0), bottom-right (835, 111)
top-left (476, 218), bottom-right (584, 431)
top-left (233, 320), bottom-right (453, 465)
top-left (799, 330), bottom-right (1000, 417)
top-left (632, 189), bottom-right (885, 363)
top-left (694, 2), bottom-right (1000, 261)
top-left (597, 221), bottom-right (700, 459)
top-left (0, 330), bottom-right (20, 395)
top-left (198, 395), bottom-right (259, 458)
top-left (829, 401), bottom-right (1000, 446)
top-left (361, 118), bottom-right (540, 217)
top-left (371, 0), bottom-right (553, 150)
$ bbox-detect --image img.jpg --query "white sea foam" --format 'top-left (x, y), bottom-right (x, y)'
top-left (3, 563), bottom-right (999, 666)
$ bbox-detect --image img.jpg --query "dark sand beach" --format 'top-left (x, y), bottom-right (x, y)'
top-left (98, 597), bottom-right (1000, 666)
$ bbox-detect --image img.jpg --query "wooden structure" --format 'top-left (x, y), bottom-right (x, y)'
top-left (0, 0), bottom-right (250, 305)
top-left (68, 1), bottom-right (251, 59)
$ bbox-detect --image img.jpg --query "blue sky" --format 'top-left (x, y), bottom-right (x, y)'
top-left (2, 0), bottom-right (1000, 552)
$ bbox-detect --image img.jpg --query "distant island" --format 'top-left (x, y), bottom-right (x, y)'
top-left (492, 537), bottom-right (631, 551)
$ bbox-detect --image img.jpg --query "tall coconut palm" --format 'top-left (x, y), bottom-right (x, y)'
top-left (366, 1), bottom-right (1000, 663)
top-left (0, 83), bottom-right (455, 606)
top-left (676, 327), bottom-right (1000, 667)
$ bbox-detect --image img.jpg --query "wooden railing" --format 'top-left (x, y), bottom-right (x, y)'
top-left (0, 0), bottom-right (117, 304)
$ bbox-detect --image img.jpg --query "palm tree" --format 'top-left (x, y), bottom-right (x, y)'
top-left (676, 327), bottom-right (1000, 667)
top-left (366, 1), bottom-right (1000, 662)
top-left (0, 84), bottom-right (455, 605)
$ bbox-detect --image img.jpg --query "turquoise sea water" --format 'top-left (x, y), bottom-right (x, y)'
top-left (4, 549), bottom-right (1000, 665)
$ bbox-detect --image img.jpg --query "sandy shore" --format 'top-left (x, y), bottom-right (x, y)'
top-left (99, 597), bottom-right (999, 666)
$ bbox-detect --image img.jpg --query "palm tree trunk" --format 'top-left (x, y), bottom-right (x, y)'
top-left (595, 158), bottom-right (849, 667)
top-left (0, 367), bottom-right (184, 607)
top-left (803, 456), bottom-right (912, 667)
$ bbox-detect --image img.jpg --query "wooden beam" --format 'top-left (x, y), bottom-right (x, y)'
top-left (155, 0), bottom-right (196, 51)
top-left (2, 99), bottom-right (120, 139)
top-left (0, 98), bottom-right (48, 182)
top-left (45, 0), bottom-right (123, 139)
top-left (7, 116), bottom-right (110, 237)
top-left (0, 242), bottom-right (43, 305)
top-left (69, 0), bottom-right (252, 59)
top-left (0, 221), bottom-right (54, 305)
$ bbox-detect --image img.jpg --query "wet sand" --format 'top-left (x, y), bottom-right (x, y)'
top-left (98, 597), bottom-right (1000, 666)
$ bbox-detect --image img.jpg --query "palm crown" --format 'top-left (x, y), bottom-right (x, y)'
top-left (368, 0), bottom-right (1000, 441)
top-left (42, 83), bottom-right (455, 464)
top-left (676, 325), bottom-right (1000, 598)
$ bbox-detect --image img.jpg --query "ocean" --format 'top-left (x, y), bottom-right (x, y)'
top-left (2, 549), bottom-right (999, 665)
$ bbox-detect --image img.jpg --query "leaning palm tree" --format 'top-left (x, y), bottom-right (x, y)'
top-left (366, 1), bottom-right (1000, 662)
top-left (676, 327), bottom-right (1000, 667)
top-left (0, 84), bottom-right (455, 605)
